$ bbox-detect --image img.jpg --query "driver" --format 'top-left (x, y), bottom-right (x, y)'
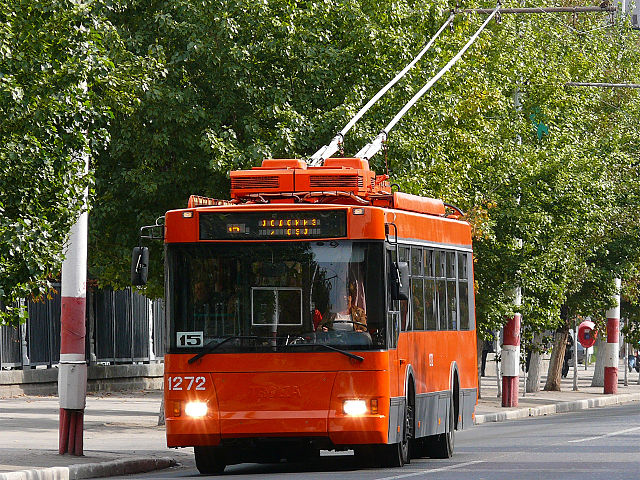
top-left (320, 284), bottom-right (367, 332)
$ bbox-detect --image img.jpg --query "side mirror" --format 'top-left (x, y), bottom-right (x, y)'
top-left (391, 261), bottom-right (410, 301)
top-left (131, 246), bottom-right (149, 286)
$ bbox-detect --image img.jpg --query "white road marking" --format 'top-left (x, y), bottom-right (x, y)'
top-left (375, 460), bottom-right (485, 479)
top-left (568, 426), bottom-right (640, 443)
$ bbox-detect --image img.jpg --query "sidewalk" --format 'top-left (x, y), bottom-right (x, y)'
top-left (1, 361), bottom-right (639, 480)
top-left (475, 356), bottom-right (640, 423)
top-left (0, 390), bottom-right (191, 480)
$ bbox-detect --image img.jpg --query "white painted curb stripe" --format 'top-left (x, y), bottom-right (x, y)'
top-left (474, 392), bottom-right (640, 424)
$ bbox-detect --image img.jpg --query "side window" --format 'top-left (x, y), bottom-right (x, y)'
top-left (435, 250), bottom-right (446, 331)
top-left (424, 249), bottom-right (436, 330)
top-left (411, 247), bottom-right (424, 330)
top-left (458, 252), bottom-right (470, 330)
top-left (398, 247), bottom-right (410, 331)
top-left (446, 251), bottom-right (457, 330)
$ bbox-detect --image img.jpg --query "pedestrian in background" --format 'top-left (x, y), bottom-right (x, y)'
top-left (481, 335), bottom-right (494, 377)
top-left (562, 334), bottom-right (574, 378)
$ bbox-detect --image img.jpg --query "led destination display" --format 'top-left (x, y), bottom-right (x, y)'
top-left (200, 210), bottom-right (347, 240)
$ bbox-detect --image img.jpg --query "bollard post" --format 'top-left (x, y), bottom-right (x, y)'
top-left (502, 288), bottom-right (521, 407)
top-left (58, 115), bottom-right (89, 455)
top-left (604, 278), bottom-right (621, 395)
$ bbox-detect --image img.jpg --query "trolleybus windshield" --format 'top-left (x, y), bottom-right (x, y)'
top-left (167, 241), bottom-right (385, 353)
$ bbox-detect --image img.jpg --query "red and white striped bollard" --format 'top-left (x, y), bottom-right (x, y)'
top-left (502, 288), bottom-right (521, 407)
top-left (58, 149), bottom-right (89, 455)
top-left (604, 278), bottom-right (621, 395)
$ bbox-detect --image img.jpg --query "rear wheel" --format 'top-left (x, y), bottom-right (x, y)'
top-left (194, 446), bottom-right (227, 475)
top-left (410, 436), bottom-right (429, 459)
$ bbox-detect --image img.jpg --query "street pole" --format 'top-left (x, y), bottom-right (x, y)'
top-left (624, 320), bottom-right (628, 387)
top-left (573, 322), bottom-right (578, 391)
top-left (502, 288), bottom-right (521, 407)
top-left (495, 329), bottom-right (502, 398)
top-left (58, 95), bottom-right (89, 455)
top-left (604, 278), bottom-right (621, 394)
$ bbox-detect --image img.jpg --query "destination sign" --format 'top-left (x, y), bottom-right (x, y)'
top-left (200, 211), bottom-right (347, 240)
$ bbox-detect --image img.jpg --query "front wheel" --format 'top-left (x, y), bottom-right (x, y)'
top-left (427, 397), bottom-right (455, 459)
top-left (194, 446), bottom-right (227, 475)
top-left (380, 400), bottom-right (412, 467)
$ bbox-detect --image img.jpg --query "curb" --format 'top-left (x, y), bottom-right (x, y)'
top-left (0, 457), bottom-right (177, 480)
top-left (474, 392), bottom-right (640, 424)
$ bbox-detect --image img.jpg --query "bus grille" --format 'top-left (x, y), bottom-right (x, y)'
top-left (309, 175), bottom-right (363, 189)
top-left (231, 176), bottom-right (280, 189)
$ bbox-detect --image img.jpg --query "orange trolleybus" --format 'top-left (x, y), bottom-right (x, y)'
top-left (133, 157), bottom-right (477, 473)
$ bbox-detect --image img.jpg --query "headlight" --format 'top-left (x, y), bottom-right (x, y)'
top-left (343, 399), bottom-right (367, 416)
top-left (184, 401), bottom-right (208, 417)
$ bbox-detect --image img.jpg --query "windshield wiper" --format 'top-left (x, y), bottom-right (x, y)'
top-left (285, 342), bottom-right (364, 362)
top-left (188, 336), bottom-right (258, 364)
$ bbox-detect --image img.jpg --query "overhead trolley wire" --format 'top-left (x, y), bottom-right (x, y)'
top-left (356, 5), bottom-right (500, 161)
top-left (308, 12), bottom-right (456, 166)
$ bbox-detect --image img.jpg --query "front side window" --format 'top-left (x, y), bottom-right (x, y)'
top-left (167, 241), bottom-right (385, 352)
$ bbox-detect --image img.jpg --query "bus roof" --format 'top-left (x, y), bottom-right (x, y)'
top-left (190, 158), bottom-right (457, 219)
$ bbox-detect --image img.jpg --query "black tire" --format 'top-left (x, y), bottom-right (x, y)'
top-left (380, 400), bottom-right (412, 467)
top-left (410, 436), bottom-right (429, 459)
top-left (194, 446), bottom-right (227, 475)
top-left (427, 396), bottom-right (455, 459)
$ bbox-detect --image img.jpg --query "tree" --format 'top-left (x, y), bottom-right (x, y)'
top-left (88, 0), bottom-right (640, 387)
top-left (90, 0), bottom-right (448, 296)
top-left (0, 0), bottom-right (153, 324)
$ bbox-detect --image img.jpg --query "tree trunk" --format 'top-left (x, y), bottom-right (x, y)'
top-left (544, 326), bottom-right (569, 391)
top-left (526, 333), bottom-right (543, 393)
top-left (591, 334), bottom-right (606, 387)
top-left (158, 395), bottom-right (165, 426)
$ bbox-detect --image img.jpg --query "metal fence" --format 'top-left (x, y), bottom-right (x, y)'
top-left (0, 287), bottom-right (164, 370)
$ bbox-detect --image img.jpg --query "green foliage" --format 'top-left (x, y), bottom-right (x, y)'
top-left (90, 0), bottom-right (448, 295)
top-left (385, 6), bottom-right (640, 337)
top-left (0, 0), bottom-right (150, 324)
top-left (98, 1), bottom-right (640, 336)
top-left (4, 0), bottom-right (636, 341)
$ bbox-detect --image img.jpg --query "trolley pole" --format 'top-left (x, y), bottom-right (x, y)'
top-left (502, 288), bottom-right (521, 407)
top-left (58, 128), bottom-right (89, 456)
top-left (604, 278), bottom-right (621, 394)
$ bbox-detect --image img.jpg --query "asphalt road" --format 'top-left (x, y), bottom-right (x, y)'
top-left (117, 403), bottom-right (640, 480)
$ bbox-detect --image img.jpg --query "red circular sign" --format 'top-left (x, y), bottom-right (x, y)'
top-left (578, 320), bottom-right (597, 348)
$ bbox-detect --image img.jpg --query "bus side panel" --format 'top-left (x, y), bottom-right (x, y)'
top-left (385, 210), bottom-right (472, 250)
top-left (415, 392), bottom-right (439, 437)
top-left (396, 330), bottom-right (477, 435)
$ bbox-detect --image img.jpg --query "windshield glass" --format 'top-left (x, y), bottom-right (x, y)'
top-left (167, 241), bottom-right (385, 352)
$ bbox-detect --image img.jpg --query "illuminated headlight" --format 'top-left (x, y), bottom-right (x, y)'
top-left (343, 399), bottom-right (367, 416)
top-left (184, 401), bottom-right (208, 417)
